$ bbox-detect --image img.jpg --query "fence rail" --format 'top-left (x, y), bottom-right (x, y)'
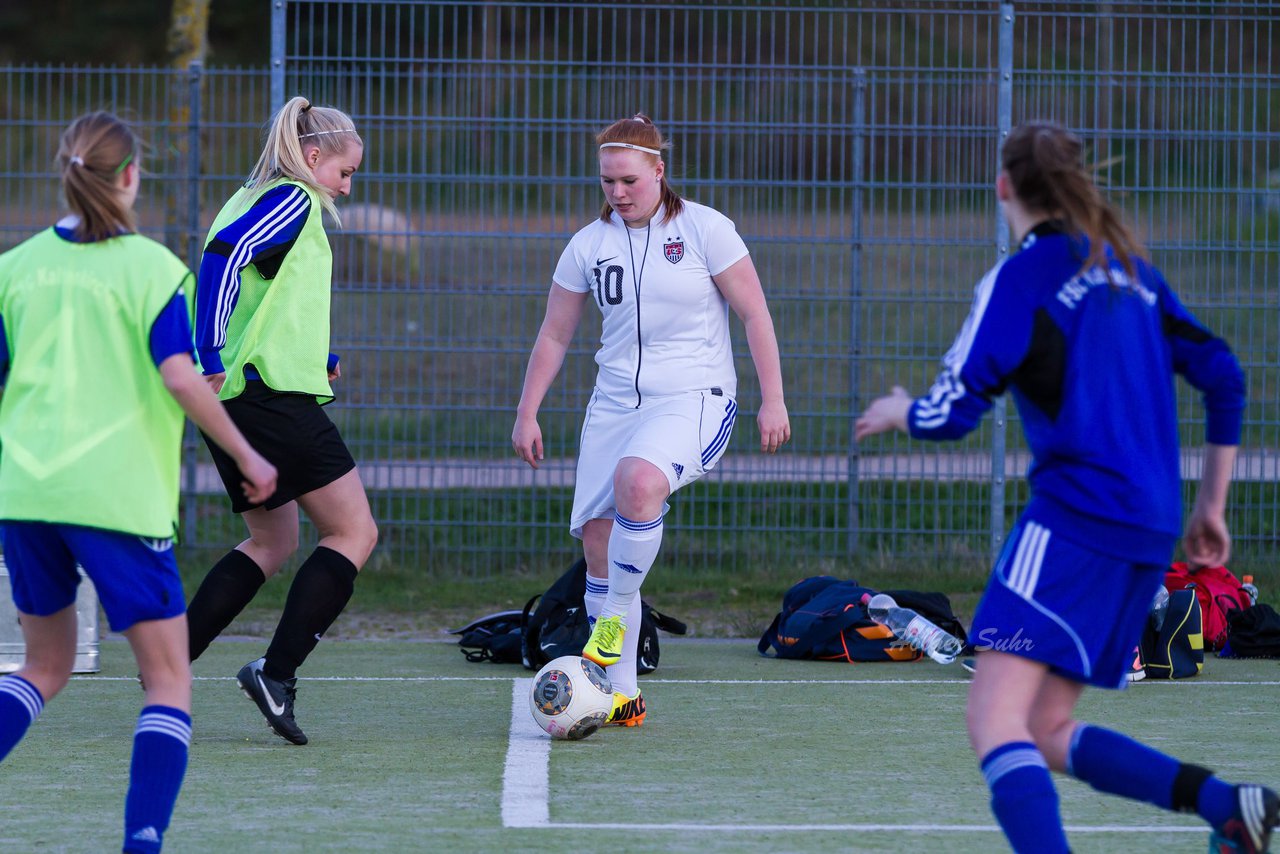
top-left (0, 1), bottom-right (1277, 577)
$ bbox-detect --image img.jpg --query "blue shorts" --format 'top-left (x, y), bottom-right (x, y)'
top-left (2, 522), bottom-right (185, 633)
top-left (970, 516), bottom-right (1167, 689)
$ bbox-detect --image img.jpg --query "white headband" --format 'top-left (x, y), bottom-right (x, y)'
top-left (299, 129), bottom-right (359, 139)
top-left (599, 142), bottom-right (661, 157)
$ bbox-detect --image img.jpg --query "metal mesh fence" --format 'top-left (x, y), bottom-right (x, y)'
top-left (0, 2), bottom-right (1276, 578)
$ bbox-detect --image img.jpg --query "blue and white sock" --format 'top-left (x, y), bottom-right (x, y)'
top-left (123, 705), bottom-right (192, 854)
top-left (0, 674), bottom-right (44, 761)
top-left (1068, 724), bottom-right (1236, 827)
top-left (981, 741), bottom-right (1069, 854)
top-left (599, 512), bottom-right (663, 621)
top-left (584, 575), bottom-right (609, 627)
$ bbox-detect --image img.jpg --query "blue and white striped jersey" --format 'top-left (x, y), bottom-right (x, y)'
top-left (909, 221), bottom-right (1245, 563)
top-left (194, 184), bottom-right (310, 375)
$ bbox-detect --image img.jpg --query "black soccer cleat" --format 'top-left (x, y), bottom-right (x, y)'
top-left (1211, 784), bottom-right (1279, 854)
top-left (236, 657), bottom-right (308, 745)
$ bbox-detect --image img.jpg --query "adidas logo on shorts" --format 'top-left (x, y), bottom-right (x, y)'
top-left (671, 462), bottom-right (684, 480)
top-left (139, 537), bottom-right (174, 553)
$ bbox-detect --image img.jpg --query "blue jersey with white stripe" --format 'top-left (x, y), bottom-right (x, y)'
top-left (194, 184), bottom-right (309, 376)
top-left (908, 221), bottom-right (1245, 563)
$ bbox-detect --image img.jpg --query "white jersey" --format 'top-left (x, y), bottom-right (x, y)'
top-left (553, 199), bottom-right (749, 406)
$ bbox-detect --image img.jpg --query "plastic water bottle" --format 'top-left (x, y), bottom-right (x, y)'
top-left (866, 593), bottom-right (964, 664)
top-left (1241, 575), bottom-right (1259, 607)
top-left (1150, 586), bottom-right (1170, 631)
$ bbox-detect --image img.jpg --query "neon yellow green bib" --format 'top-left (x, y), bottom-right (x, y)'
top-left (203, 180), bottom-right (334, 402)
top-left (0, 229), bottom-right (191, 537)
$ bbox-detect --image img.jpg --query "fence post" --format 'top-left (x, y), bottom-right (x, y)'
top-left (848, 68), bottom-right (867, 557)
top-left (183, 59), bottom-right (204, 548)
top-left (991, 4), bottom-right (1015, 564)
top-left (271, 0), bottom-right (286, 111)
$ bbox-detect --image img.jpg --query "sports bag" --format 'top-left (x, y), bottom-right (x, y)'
top-left (1219, 604), bottom-right (1280, 659)
top-left (756, 575), bottom-right (968, 663)
top-left (452, 610), bottom-right (525, 663)
top-left (1139, 588), bottom-right (1203, 679)
top-left (519, 558), bottom-right (688, 674)
top-left (1164, 563), bottom-right (1251, 651)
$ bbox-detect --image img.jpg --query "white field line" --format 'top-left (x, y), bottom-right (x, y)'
top-left (72, 675), bottom-right (1280, 686)
top-left (547, 821), bottom-right (1208, 834)
top-left (501, 677), bottom-right (550, 829)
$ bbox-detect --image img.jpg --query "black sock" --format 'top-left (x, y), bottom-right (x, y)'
top-left (186, 550), bottom-right (266, 662)
top-left (263, 547), bottom-right (358, 681)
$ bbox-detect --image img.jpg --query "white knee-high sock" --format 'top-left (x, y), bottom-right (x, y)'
top-left (610, 594), bottom-right (643, 698)
top-left (600, 512), bottom-right (663, 621)
top-left (584, 575), bottom-right (641, 697)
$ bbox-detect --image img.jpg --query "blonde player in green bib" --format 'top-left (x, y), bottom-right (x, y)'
top-left (0, 111), bottom-right (276, 853)
top-left (185, 97), bottom-right (378, 745)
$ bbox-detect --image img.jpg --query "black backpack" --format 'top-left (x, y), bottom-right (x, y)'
top-left (453, 559), bottom-right (688, 672)
top-left (1220, 604), bottom-right (1280, 658)
top-left (452, 609), bottom-right (526, 664)
top-left (520, 558), bottom-right (688, 674)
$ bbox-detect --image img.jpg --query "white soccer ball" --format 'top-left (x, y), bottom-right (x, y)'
top-left (528, 655), bottom-right (613, 740)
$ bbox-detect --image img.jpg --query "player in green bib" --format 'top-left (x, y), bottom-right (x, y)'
top-left (0, 112), bottom-right (276, 854)
top-left (185, 97), bottom-right (378, 745)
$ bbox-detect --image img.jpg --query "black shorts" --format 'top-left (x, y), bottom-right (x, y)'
top-left (204, 381), bottom-right (356, 514)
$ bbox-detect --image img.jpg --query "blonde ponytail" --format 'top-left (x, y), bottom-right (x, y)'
top-left (246, 96), bottom-right (362, 225)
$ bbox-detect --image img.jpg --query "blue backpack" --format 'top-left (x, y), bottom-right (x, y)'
top-left (757, 575), bottom-right (968, 663)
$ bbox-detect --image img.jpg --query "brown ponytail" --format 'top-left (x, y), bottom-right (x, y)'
top-left (1001, 122), bottom-right (1145, 278)
top-left (595, 113), bottom-right (684, 223)
top-left (56, 112), bottom-right (139, 242)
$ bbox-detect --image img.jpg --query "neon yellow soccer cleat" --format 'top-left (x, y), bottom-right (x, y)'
top-left (582, 615), bottom-right (626, 667)
top-left (606, 691), bottom-right (646, 727)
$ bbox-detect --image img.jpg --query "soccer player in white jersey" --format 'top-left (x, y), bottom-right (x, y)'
top-left (513, 114), bottom-right (790, 726)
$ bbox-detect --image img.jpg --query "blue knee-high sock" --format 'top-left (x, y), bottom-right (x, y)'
top-left (1068, 724), bottom-right (1236, 827)
top-left (981, 741), bottom-right (1070, 854)
top-left (123, 705), bottom-right (192, 854)
top-left (0, 674), bottom-right (44, 760)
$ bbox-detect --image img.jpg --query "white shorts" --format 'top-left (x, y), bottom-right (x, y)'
top-left (569, 388), bottom-right (738, 538)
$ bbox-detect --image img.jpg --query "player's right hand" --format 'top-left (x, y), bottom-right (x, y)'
top-left (512, 416), bottom-right (544, 469)
top-left (239, 452), bottom-right (278, 505)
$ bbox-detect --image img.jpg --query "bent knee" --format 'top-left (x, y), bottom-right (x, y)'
top-left (358, 519), bottom-right (379, 566)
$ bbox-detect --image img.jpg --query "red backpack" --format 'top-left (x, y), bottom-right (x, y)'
top-left (1164, 563), bottom-right (1251, 651)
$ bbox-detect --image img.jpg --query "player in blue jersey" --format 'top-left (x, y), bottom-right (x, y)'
top-left (0, 112), bottom-right (276, 853)
top-left (184, 97), bottom-right (378, 745)
top-left (856, 122), bottom-right (1275, 854)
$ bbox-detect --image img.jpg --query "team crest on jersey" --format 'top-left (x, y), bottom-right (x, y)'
top-left (664, 239), bottom-right (684, 264)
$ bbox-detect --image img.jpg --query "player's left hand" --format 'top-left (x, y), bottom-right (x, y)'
top-left (757, 399), bottom-right (791, 453)
top-left (855, 386), bottom-right (913, 440)
top-left (328, 362), bottom-right (341, 382)
top-left (1182, 507), bottom-right (1232, 568)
